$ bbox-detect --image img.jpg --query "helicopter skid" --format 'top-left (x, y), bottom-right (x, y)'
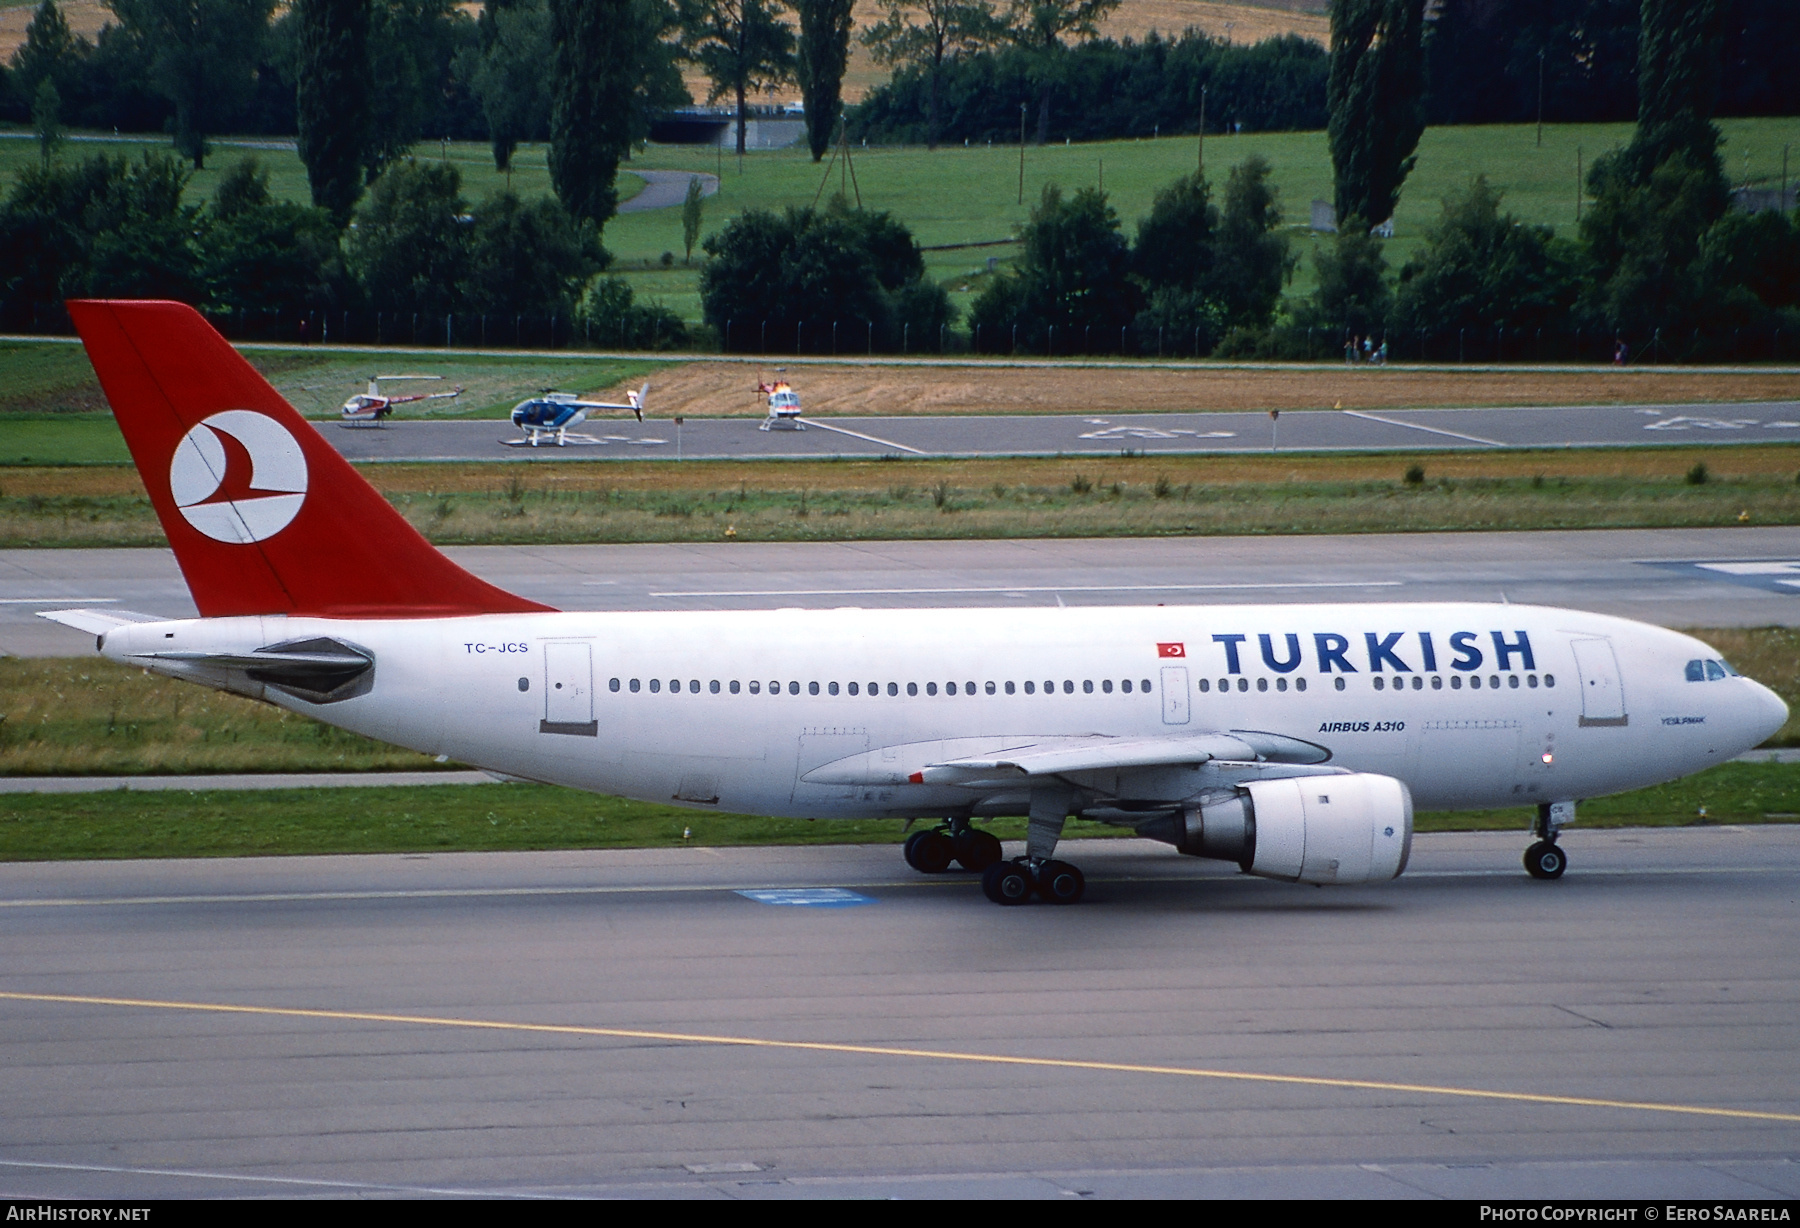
top-left (501, 431), bottom-right (605, 448)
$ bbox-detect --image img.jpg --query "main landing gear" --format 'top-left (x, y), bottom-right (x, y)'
top-left (980, 858), bottom-right (1085, 906)
top-left (1524, 800), bottom-right (1575, 880)
top-left (975, 788), bottom-right (1086, 906)
top-left (903, 819), bottom-right (1003, 875)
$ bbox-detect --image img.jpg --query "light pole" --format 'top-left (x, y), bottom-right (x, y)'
top-left (1018, 102), bottom-right (1027, 205)
top-left (1536, 47), bottom-right (1545, 148)
top-left (1197, 85), bottom-right (1206, 177)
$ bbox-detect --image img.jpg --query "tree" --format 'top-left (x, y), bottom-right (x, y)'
top-left (1208, 155), bottom-right (1291, 328)
top-left (681, 173), bottom-right (705, 263)
top-left (1002, 0), bottom-right (1117, 145)
top-left (344, 158), bottom-right (468, 316)
top-left (32, 78), bottom-right (62, 167)
top-left (1132, 171), bottom-right (1213, 294)
top-left (1326, 0), bottom-right (1425, 229)
top-left (295, 0), bottom-right (372, 225)
top-left (680, 0), bottom-right (794, 156)
top-left (699, 198), bottom-right (949, 351)
top-left (793, 0), bottom-right (854, 161)
top-left (107, 0), bottom-right (275, 168)
top-left (1422, 0), bottom-right (1640, 127)
top-left (203, 158), bottom-right (347, 315)
top-left (1578, 0), bottom-right (1730, 337)
top-left (463, 0), bottom-right (552, 172)
top-left (549, 0), bottom-right (654, 225)
top-left (1392, 176), bottom-right (1578, 337)
top-left (463, 190), bottom-right (605, 316)
top-left (1304, 227), bottom-right (1390, 337)
top-left (12, 0), bottom-right (83, 102)
top-left (860, 0), bottom-right (993, 150)
top-left (363, 0), bottom-right (474, 180)
top-left (969, 184), bottom-right (1136, 351)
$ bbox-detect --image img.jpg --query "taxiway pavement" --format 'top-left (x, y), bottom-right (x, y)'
top-left (3, 526), bottom-right (1797, 657)
top-left (2, 829), bottom-right (1797, 1199)
top-left (327, 401), bottom-right (1800, 462)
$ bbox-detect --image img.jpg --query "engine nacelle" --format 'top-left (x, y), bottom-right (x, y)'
top-left (1139, 772), bottom-right (1413, 885)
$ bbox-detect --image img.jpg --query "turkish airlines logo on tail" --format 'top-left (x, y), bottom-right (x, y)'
top-left (168, 410), bottom-right (308, 543)
top-left (1157, 642), bottom-right (1186, 657)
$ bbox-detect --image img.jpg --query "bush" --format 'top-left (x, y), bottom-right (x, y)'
top-left (969, 185), bottom-right (1137, 354)
top-left (574, 274), bottom-right (686, 349)
top-left (1393, 176), bottom-right (1580, 337)
top-left (699, 197), bottom-right (949, 353)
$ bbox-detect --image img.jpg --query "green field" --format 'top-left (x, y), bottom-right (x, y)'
top-left (0, 760), bottom-right (1793, 861)
top-left (5, 445), bottom-right (1800, 546)
top-left (11, 117), bottom-right (1799, 324)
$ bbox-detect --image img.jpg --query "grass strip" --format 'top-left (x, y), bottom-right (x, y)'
top-left (4, 446), bottom-right (1800, 547)
top-left (0, 762), bottom-right (1794, 861)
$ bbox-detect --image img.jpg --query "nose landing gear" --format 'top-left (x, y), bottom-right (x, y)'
top-left (1524, 800), bottom-right (1575, 879)
top-left (1524, 839), bottom-right (1566, 879)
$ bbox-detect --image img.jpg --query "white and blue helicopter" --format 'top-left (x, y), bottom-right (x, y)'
top-left (504, 383), bottom-right (650, 447)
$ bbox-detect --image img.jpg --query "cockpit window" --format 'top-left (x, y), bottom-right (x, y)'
top-left (1689, 658), bottom-right (1739, 681)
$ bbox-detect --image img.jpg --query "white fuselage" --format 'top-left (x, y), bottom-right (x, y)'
top-left (101, 602), bottom-right (1786, 820)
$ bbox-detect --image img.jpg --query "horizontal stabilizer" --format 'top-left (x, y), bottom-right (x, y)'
top-left (37, 608), bottom-right (166, 636)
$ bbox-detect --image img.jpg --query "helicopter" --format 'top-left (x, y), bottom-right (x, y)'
top-left (339, 375), bottom-right (463, 427)
top-left (757, 376), bottom-right (803, 431)
top-left (505, 383), bottom-right (650, 447)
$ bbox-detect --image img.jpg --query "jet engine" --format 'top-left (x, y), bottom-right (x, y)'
top-left (1137, 773), bottom-right (1413, 885)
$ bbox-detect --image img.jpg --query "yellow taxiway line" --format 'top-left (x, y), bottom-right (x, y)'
top-left (3, 989), bottom-right (1797, 1126)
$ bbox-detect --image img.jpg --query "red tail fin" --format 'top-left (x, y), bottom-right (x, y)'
top-left (70, 300), bottom-right (552, 618)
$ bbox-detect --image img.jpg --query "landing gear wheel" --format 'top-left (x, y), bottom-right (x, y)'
top-left (953, 830), bottom-right (1003, 872)
top-left (904, 830), bottom-right (954, 874)
top-left (1524, 840), bottom-right (1566, 880)
top-left (1036, 860), bottom-right (1085, 905)
top-left (982, 860), bottom-right (1034, 904)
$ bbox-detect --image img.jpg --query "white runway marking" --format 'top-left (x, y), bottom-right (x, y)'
top-left (642, 581), bottom-right (1406, 598)
top-left (1340, 409), bottom-right (1505, 446)
top-left (801, 419), bottom-right (929, 454)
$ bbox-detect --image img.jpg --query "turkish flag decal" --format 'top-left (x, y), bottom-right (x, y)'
top-left (1157, 642), bottom-right (1186, 658)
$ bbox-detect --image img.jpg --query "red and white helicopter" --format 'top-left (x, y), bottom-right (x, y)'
top-left (757, 376), bottom-right (803, 431)
top-left (505, 383), bottom-right (650, 447)
top-left (339, 375), bottom-right (463, 427)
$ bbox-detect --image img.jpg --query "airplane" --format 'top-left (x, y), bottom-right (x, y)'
top-left (507, 385), bottom-right (650, 447)
top-left (757, 378), bottom-right (803, 431)
top-left (42, 302), bottom-right (1790, 906)
top-left (339, 375), bottom-right (462, 427)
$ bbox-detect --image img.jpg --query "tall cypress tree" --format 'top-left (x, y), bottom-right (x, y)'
top-left (295, 0), bottom-right (371, 225)
top-left (548, 0), bottom-right (637, 226)
top-left (1629, 0), bottom-right (1726, 176)
top-left (794, 0), bottom-right (854, 161)
top-left (1326, 0), bottom-right (1425, 228)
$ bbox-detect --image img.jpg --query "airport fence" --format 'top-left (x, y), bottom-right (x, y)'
top-left (11, 301), bottom-right (1800, 365)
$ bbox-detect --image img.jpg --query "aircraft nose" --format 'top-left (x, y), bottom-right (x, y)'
top-left (1745, 679), bottom-right (1790, 746)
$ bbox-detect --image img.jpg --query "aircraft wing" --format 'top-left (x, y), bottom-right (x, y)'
top-left (37, 608), bottom-right (168, 636)
top-left (802, 730), bottom-right (1330, 787)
